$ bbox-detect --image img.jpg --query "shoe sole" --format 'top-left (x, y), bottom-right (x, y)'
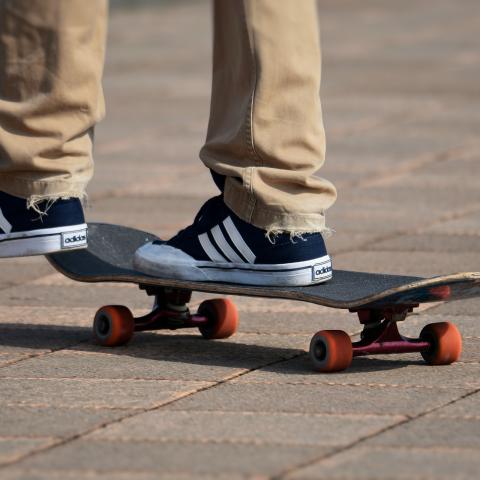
top-left (134, 244), bottom-right (332, 287)
top-left (0, 224), bottom-right (88, 258)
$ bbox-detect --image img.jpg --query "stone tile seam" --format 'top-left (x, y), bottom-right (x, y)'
top-left (0, 436), bottom-right (57, 441)
top-left (377, 232), bottom-right (480, 239)
top-left (69, 438), bottom-right (480, 454)
top-left (228, 380), bottom-right (473, 390)
top-left (273, 388), bottom-right (480, 479)
top-left (130, 411), bottom-right (407, 420)
top-left (0, 376), bottom-right (216, 384)
top-left (1, 403), bottom-right (147, 410)
top-left (303, 444), bottom-right (480, 453)
top-left (77, 436), bottom-right (395, 448)
top-left (0, 467), bottom-right (244, 479)
top-left (0, 407), bottom-right (405, 421)
top-left (0, 441), bottom-right (60, 468)
top-left (4, 371), bottom-right (477, 388)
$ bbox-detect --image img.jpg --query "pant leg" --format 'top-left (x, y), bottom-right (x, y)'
top-left (201, 0), bottom-right (336, 233)
top-left (0, 0), bottom-right (108, 201)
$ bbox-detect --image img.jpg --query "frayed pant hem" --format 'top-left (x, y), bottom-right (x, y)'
top-left (0, 175), bottom-right (87, 215)
top-left (224, 181), bottom-right (333, 237)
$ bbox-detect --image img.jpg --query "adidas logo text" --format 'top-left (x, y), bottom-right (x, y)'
top-left (312, 264), bottom-right (332, 280)
top-left (61, 230), bottom-right (87, 249)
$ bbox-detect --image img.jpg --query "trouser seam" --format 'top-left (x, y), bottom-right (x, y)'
top-left (240, 2), bottom-right (263, 223)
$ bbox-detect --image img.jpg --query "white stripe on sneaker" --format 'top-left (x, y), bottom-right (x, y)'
top-left (198, 233), bottom-right (227, 262)
top-left (210, 225), bottom-right (245, 263)
top-left (223, 216), bottom-right (256, 264)
top-left (0, 207), bottom-right (12, 234)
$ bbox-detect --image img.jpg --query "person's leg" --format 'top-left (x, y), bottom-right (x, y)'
top-left (134, 0), bottom-right (335, 286)
top-left (201, 0), bottom-right (336, 234)
top-left (0, 0), bottom-right (108, 257)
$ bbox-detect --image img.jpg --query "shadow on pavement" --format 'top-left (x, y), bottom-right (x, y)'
top-left (0, 323), bottom-right (423, 373)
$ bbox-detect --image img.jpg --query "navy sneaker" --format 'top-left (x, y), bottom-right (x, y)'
top-left (133, 195), bottom-right (332, 286)
top-left (0, 191), bottom-right (87, 258)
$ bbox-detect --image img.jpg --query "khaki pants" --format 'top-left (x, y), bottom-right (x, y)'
top-left (0, 0), bottom-right (336, 233)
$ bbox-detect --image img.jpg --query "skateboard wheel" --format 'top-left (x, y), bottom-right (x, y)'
top-left (309, 330), bottom-right (353, 373)
top-left (420, 322), bottom-right (462, 365)
top-left (93, 305), bottom-right (135, 347)
top-left (197, 298), bottom-right (239, 340)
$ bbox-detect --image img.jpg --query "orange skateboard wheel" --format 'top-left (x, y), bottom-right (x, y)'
top-left (197, 298), bottom-right (239, 339)
top-left (309, 330), bottom-right (353, 373)
top-left (93, 305), bottom-right (135, 347)
top-left (420, 322), bottom-right (462, 365)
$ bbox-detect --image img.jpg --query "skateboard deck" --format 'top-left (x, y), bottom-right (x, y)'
top-left (48, 223), bottom-right (480, 309)
top-left (47, 223), bottom-right (480, 372)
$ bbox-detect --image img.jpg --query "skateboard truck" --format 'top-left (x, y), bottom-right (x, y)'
top-left (308, 304), bottom-right (462, 372)
top-left (92, 286), bottom-right (239, 347)
top-left (352, 306), bottom-right (429, 357)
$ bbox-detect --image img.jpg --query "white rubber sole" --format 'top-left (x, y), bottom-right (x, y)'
top-left (0, 224), bottom-right (88, 258)
top-left (134, 243), bottom-right (332, 287)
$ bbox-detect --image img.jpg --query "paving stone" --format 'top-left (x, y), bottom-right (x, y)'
top-left (286, 446), bottom-right (480, 480)
top-left (325, 232), bottom-right (376, 255)
top-left (422, 212), bottom-right (480, 236)
top-left (456, 337), bottom-right (480, 364)
top-left (88, 194), bottom-right (211, 239)
top-left (333, 251), bottom-right (480, 277)
top-left (324, 59), bottom-right (480, 98)
top-left (0, 354), bottom-right (33, 368)
top-left (336, 182), bottom-right (479, 225)
top-left (0, 324), bottom-right (90, 359)
top-left (2, 467), bottom-right (170, 480)
top-left (0, 306), bottom-right (96, 328)
top-left (0, 470), bottom-right (228, 480)
top-left (327, 198), bottom-right (428, 235)
top-left (0, 338), bottom-right (295, 382)
top-left (0, 407), bottom-right (125, 438)
top-left (366, 234), bottom-right (480, 254)
top-left (429, 390), bottom-right (480, 418)
top-left (327, 138), bottom-right (465, 191)
top-left (0, 378), bottom-right (211, 410)
top-left (231, 355), bottom-right (480, 389)
top-left (398, 154), bottom-right (480, 190)
top-left (427, 297), bottom-right (480, 316)
top-left (365, 415), bottom-right (480, 449)
top-left (227, 296), bottom-right (322, 314)
top-left (0, 284), bottom-right (148, 309)
top-left (89, 410), bottom-right (402, 447)
top-left (235, 310), bottom-right (358, 335)
top-left (0, 258), bottom-right (52, 292)
top-left (165, 382), bottom-right (467, 416)
top-left (16, 440), bottom-right (326, 477)
top-left (0, 438), bottom-right (54, 465)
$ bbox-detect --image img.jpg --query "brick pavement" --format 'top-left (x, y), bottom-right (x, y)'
top-left (1, 0), bottom-right (479, 478)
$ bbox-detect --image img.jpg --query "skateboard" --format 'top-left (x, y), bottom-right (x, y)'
top-left (47, 223), bottom-right (480, 372)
